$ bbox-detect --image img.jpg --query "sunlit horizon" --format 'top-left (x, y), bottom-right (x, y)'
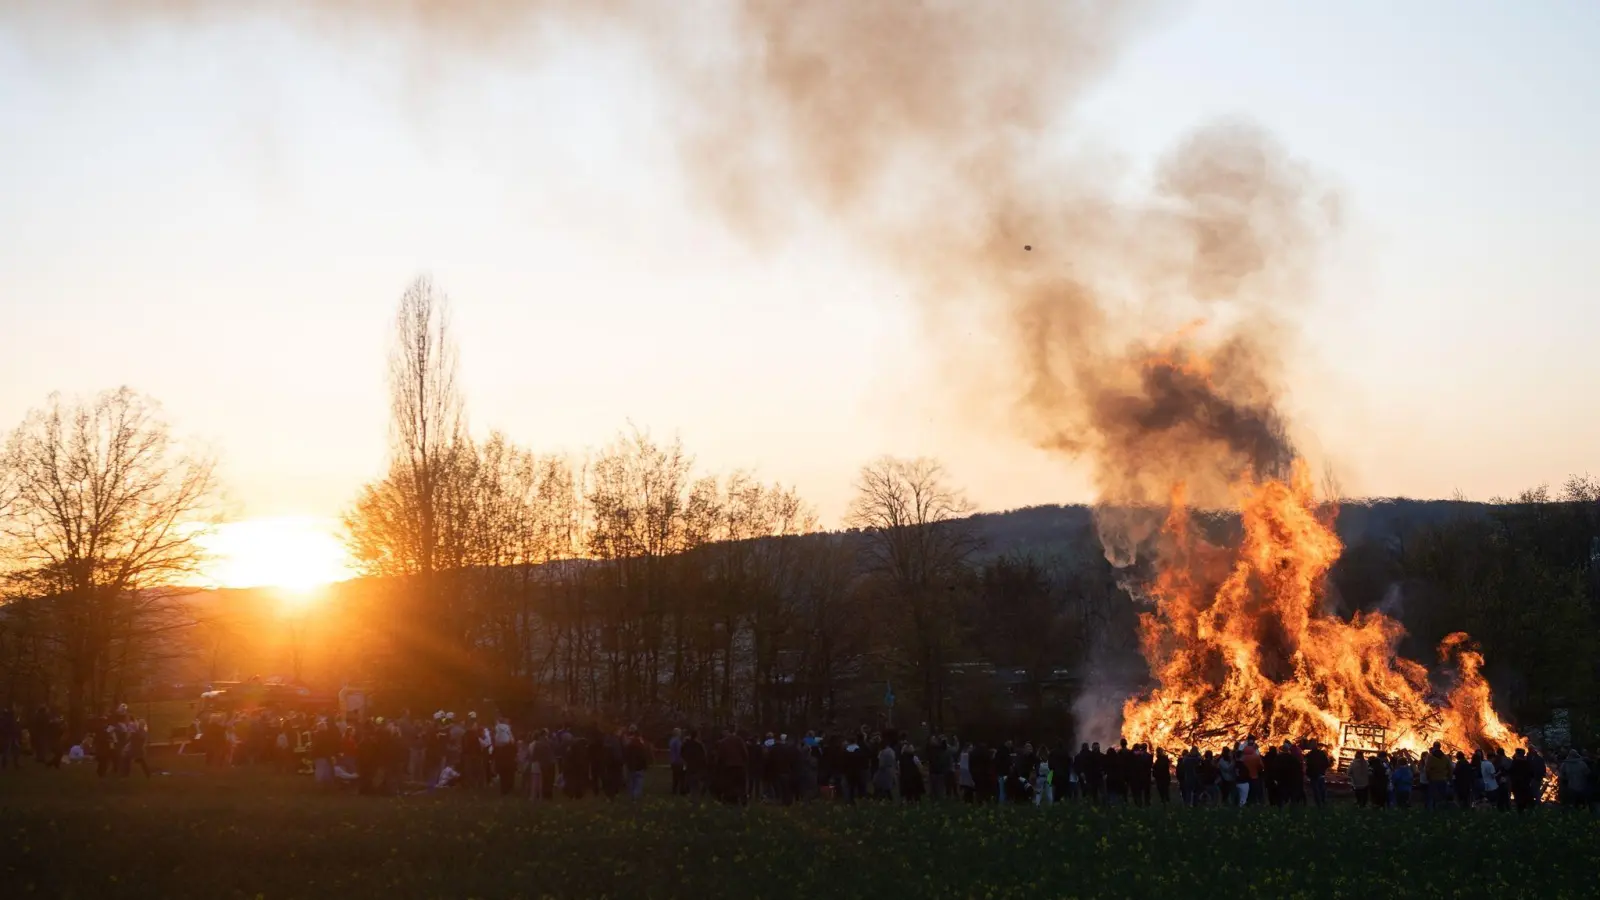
top-left (196, 516), bottom-right (355, 593)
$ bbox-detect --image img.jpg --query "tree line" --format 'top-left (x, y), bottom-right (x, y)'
top-left (325, 278), bottom-right (1121, 734)
top-left (1, 276), bottom-right (1596, 746)
top-left (0, 278), bottom-right (1122, 739)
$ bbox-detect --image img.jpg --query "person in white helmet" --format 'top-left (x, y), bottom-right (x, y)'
top-left (493, 719), bottom-right (518, 796)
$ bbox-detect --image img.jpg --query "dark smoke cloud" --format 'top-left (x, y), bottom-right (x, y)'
top-left (5, 1), bottom-right (1338, 558)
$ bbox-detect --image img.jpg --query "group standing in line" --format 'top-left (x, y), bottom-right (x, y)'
top-left (6, 703), bottom-right (1596, 813)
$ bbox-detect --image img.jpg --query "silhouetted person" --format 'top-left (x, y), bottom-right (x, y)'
top-left (1131, 743), bottom-right (1153, 806)
top-left (1424, 743), bottom-right (1452, 810)
top-left (1304, 743), bottom-right (1330, 807)
top-left (971, 745), bottom-right (994, 804)
top-left (1493, 748), bottom-right (1512, 811)
top-left (1509, 748), bottom-right (1533, 811)
top-left (1392, 755), bottom-right (1413, 807)
top-left (1284, 742), bottom-right (1307, 805)
top-left (1368, 753), bottom-right (1389, 809)
top-left (564, 733), bottom-right (591, 798)
top-left (1348, 751), bottom-right (1370, 807)
top-left (716, 727), bottom-right (748, 805)
top-left (1452, 752), bottom-right (1474, 808)
top-left (493, 722), bottom-right (518, 796)
top-left (92, 715), bottom-right (115, 778)
top-left (1104, 743), bottom-right (1125, 805)
top-left (682, 729), bottom-right (707, 799)
top-left (1526, 747), bottom-right (1545, 807)
top-left (1074, 743), bottom-right (1097, 803)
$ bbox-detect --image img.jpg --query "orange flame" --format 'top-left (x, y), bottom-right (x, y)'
top-left (1121, 462), bottom-right (1521, 758)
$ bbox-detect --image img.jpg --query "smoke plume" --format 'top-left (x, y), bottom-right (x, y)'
top-left (8, 1), bottom-right (1337, 554)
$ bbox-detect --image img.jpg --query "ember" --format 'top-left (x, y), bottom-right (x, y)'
top-left (1119, 460), bottom-right (1522, 760)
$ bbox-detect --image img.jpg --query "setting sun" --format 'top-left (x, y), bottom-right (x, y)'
top-left (198, 516), bottom-right (355, 593)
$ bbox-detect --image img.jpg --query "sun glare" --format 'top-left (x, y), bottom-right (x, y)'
top-left (199, 516), bottom-right (354, 595)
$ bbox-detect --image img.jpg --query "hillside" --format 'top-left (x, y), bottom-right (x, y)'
top-left (965, 497), bottom-right (1493, 561)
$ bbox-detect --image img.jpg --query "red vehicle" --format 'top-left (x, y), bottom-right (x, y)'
top-left (198, 680), bottom-right (338, 718)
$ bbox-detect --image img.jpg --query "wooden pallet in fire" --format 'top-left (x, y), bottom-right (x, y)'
top-left (1336, 721), bottom-right (1386, 772)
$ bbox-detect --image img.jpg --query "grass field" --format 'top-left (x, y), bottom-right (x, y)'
top-left (2, 756), bottom-right (1596, 900)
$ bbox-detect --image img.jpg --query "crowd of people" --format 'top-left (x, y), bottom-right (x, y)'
top-left (2, 704), bottom-right (153, 776)
top-left (179, 708), bottom-right (658, 799)
top-left (4, 703), bottom-right (1597, 813)
top-left (677, 731), bottom-right (1598, 812)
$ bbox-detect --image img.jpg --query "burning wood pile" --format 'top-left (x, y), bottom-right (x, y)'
top-left (1119, 463), bottom-right (1522, 759)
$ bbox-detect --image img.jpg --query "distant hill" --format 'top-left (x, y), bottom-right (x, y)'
top-left (964, 497), bottom-right (1493, 561)
top-left (966, 504), bottom-right (1098, 560)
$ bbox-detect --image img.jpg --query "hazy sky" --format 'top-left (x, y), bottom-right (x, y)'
top-left (3, 0), bottom-right (1597, 530)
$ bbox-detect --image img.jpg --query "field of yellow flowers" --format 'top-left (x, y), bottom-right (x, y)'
top-left (3, 761), bottom-right (1596, 899)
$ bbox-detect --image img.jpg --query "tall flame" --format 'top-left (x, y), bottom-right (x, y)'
top-left (1121, 462), bottom-right (1520, 757)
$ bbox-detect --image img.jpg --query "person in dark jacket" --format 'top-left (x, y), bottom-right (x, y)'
top-left (532, 731), bottom-right (557, 800)
top-left (1085, 743), bottom-right (1105, 804)
top-left (0, 708), bottom-right (19, 771)
top-left (1177, 747), bottom-right (1199, 806)
top-left (1508, 748), bottom-right (1533, 811)
top-left (1451, 751), bottom-right (1474, 808)
top-left (993, 741), bottom-right (1013, 803)
top-left (681, 729), bottom-right (707, 799)
top-left (750, 736), bottom-right (767, 802)
top-left (492, 721), bottom-right (518, 797)
top-left (717, 727), bottom-right (749, 805)
top-left (768, 736), bottom-right (796, 805)
top-left (1153, 747), bottom-right (1172, 804)
top-left (928, 737), bottom-right (953, 801)
top-left (1367, 752), bottom-right (1389, 809)
top-left (1049, 745), bottom-right (1074, 801)
top-left (1011, 743), bottom-right (1037, 805)
top-left (623, 727), bottom-right (651, 801)
top-left (1073, 743), bottom-right (1093, 803)
top-left (1525, 748), bottom-right (1546, 808)
top-left (459, 714), bottom-right (485, 788)
top-left (1104, 741), bottom-right (1126, 804)
top-left (898, 741), bottom-right (925, 803)
top-left (563, 734), bottom-right (591, 798)
top-left (92, 715), bottom-right (115, 778)
top-left (128, 720), bottom-right (151, 778)
top-left (668, 728), bottom-right (685, 796)
top-left (1304, 742), bottom-right (1331, 807)
top-left (970, 745), bottom-right (994, 804)
top-left (1283, 742), bottom-right (1306, 805)
top-left (1130, 743), bottom-right (1153, 806)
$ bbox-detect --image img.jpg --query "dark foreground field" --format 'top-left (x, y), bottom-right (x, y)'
top-left (2, 759), bottom-right (1596, 900)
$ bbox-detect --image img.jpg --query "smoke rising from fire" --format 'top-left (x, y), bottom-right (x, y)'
top-left (4, 5), bottom-right (1331, 511)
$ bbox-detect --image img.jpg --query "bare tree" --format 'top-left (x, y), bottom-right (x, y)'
top-left (789, 531), bottom-right (862, 726)
top-left (343, 276), bottom-right (474, 699)
top-left (586, 428), bottom-right (695, 715)
top-left (530, 454), bottom-right (594, 708)
top-left (0, 388), bottom-right (217, 735)
top-left (370, 275), bottom-right (466, 576)
top-left (846, 456), bottom-right (978, 730)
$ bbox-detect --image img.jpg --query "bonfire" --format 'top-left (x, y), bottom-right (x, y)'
top-left (1119, 462), bottom-right (1521, 760)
